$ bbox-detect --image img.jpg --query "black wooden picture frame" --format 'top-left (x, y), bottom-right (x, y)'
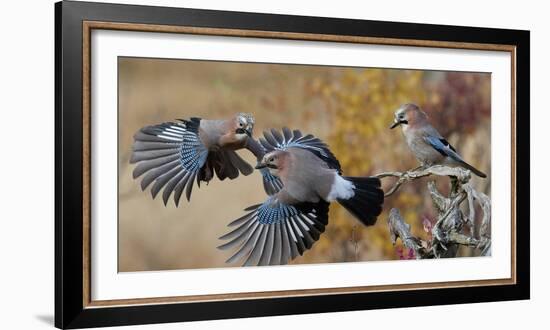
top-left (55, 1), bottom-right (530, 328)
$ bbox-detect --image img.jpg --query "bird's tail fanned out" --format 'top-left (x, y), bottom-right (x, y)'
top-left (459, 161), bottom-right (487, 178)
top-left (337, 176), bottom-right (384, 226)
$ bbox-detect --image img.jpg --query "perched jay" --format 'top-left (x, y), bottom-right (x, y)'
top-left (390, 103), bottom-right (487, 178)
top-left (218, 128), bottom-right (385, 266)
top-left (130, 113), bottom-right (257, 205)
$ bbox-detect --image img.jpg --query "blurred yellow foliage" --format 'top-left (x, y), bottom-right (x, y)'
top-left (295, 68), bottom-right (429, 262)
top-left (297, 68), bottom-right (489, 263)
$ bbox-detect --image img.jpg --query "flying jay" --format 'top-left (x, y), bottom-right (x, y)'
top-left (218, 128), bottom-right (385, 266)
top-left (130, 113), bottom-right (258, 205)
top-left (390, 103), bottom-right (487, 178)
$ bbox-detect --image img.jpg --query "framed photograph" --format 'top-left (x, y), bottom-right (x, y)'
top-left (55, 1), bottom-right (530, 328)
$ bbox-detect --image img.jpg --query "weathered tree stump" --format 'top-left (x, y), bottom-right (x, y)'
top-left (377, 165), bottom-right (491, 259)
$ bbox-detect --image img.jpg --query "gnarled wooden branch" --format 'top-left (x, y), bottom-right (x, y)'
top-left (376, 165), bottom-right (471, 197)
top-left (388, 209), bottom-right (429, 259)
top-left (379, 165), bottom-right (491, 259)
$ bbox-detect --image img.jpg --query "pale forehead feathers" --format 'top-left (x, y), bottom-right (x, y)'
top-left (265, 150), bottom-right (279, 159)
top-left (237, 113), bottom-right (254, 124)
top-left (264, 150), bottom-right (286, 160)
top-left (395, 107), bottom-right (407, 117)
top-left (396, 103), bottom-right (421, 116)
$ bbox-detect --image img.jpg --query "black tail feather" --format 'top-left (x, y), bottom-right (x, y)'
top-left (337, 176), bottom-right (384, 226)
top-left (459, 161), bottom-right (487, 178)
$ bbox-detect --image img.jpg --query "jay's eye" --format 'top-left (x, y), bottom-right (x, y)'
top-left (269, 157), bottom-right (274, 162)
top-left (239, 122), bottom-right (244, 127)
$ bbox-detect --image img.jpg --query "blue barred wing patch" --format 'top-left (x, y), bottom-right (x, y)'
top-left (260, 168), bottom-right (284, 195)
top-left (256, 200), bottom-right (300, 225)
top-left (424, 135), bottom-right (463, 163)
top-left (130, 118), bottom-right (208, 205)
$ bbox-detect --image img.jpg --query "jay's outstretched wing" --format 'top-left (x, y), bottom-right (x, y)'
top-left (256, 127), bottom-right (341, 195)
top-left (130, 118), bottom-right (208, 206)
top-left (218, 196), bottom-right (329, 266)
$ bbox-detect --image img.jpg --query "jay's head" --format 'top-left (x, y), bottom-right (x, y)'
top-left (255, 150), bottom-right (289, 177)
top-left (232, 113), bottom-right (255, 140)
top-left (390, 103), bottom-right (428, 129)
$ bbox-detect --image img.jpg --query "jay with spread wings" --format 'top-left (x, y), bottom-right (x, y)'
top-left (218, 128), bottom-right (385, 266)
top-left (130, 113), bottom-right (258, 205)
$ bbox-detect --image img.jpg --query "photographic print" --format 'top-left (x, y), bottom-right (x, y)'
top-left (118, 57), bottom-right (491, 271)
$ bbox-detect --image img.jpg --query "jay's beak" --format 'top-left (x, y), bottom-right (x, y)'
top-left (390, 121), bottom-right (400, 129)
top-left (236, 125), bottom-right (253, 137)
top-left (236, 128), bottom-right (252, 137)
top-left (255, 162), bottom-right (267, 170)
top-left (390, 120), bottom-right (408, 129)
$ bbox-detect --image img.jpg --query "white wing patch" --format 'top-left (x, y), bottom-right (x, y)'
top-left (326, 175), bottom-right (355, 201)
top-left (156, 124), bottom-right (187, 141)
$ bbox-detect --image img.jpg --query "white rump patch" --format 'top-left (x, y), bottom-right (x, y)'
top-left (326, 175), bottom-right (355, 201)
